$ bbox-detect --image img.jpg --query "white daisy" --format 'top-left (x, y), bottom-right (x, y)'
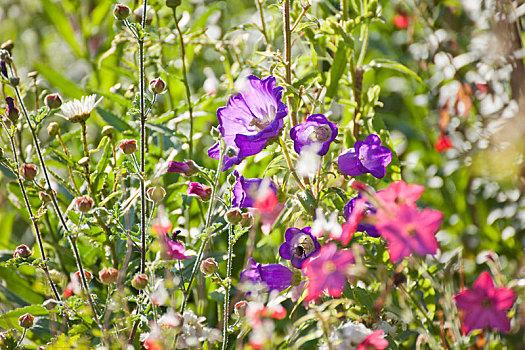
top-left (58, 94), bottom-right (102, 123)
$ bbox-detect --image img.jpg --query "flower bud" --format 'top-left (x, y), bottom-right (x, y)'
top-left (18, 314), bottom-right (34, 329)
top-left (291, 270), bottom-right (302, 286)
top-left (132, 273), bottom-right (149, 290)
top-left (0, 40), bottom-right (14, 53)
top-left (102, 125), bottom-right (115, 138)
top-left (76, 196), bottom-right (94, 213)
top-left (226, 208), bottom-right (242, 225)
top-left (210, 126), bottom-right (221, 139)
top-left (133, 6), bottom-right (154, 25)
top-left (113, 4), bottom-right (131, 20)
top-left (187, 182), bottom-right (212, 201)
top-left (45, 93), bottom-right (62, 109)
top-left (227, 173), bottom-right (237, 186)
top-left (47, 122), bottom-right (60, 136)
top-left (39, 191), bottom-right (53, 203)
top-left (9, 77), bottom-right (19, 87)
top-left (119, 139), bottom-right (137, 154)
top-left (167, 160), bottom-right (199, 176)
top-left (240, 212), bottom-right (254, 228)
top-left (392, 272), bottom-right (406, 286)
top-left (234, 301), bottom-right (248, 317)
top-left (149, 78), bottom-right (166, 94)
top-left (14, 244), bottom-right (32, 259)
top-left (78, 157), bottom-right (89, 167)
top-left (43, 299), bottom-right (58, 310)
top-left (0, 147), bottom-right (3, 158)
top-left (20, 164), bottom-right (38, 181)
top-left (147, 186), bottom-right (166, 203)
top-left (75, 270), bottom-right (93, 282)
top-left (99, 267), bottom-right (119, 284)
top-left (165, 0), bottom-right (182, 8)
top-left (200, 257), bottom-right (219, 275)
top-left (5, 97), bottom-right (19, 123)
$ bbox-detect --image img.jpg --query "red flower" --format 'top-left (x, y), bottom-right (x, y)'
top-left (454, 272), bottom-right (515, 334)
top-left (357, 330), bottom-right (389, 350)
top-left (393, 14), bottom-right (409, 29)
top-left (434, 133), bottom-right (453, 153)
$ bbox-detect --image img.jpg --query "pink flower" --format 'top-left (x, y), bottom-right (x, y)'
top-left (187, 182), bottom-right (212, 201)
top-left (375, 180), bottom-right (425, 211)
top-left (357, 330), bottom-right (389, 350)
top-left (434, 133), bottom-right (453, 153)
top-left (302, 243), bottom-right (355, 301)
top-left (152, 221), bottom-right (190, 260)
top-left (454, 272), bottom-right (515, 334)
top-left (375, 204), bottom-right (443, 262)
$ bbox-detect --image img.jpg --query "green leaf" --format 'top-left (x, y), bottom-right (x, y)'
top-left (96, 108), bottom-right (135, 134)
top-left (326, 41), bottom-right (349, 99)
top-left (35, 63), bottom-right (85, 99)
top-left (0, 212), bottom-right (16, 249)
top-left (368, 59), bottom-right (427, 87)
top-left (40, 0), bottom-right (85, 58)
top-left (0, 305), bottom-right (48, 330)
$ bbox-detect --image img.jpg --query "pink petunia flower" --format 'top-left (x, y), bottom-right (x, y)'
top-left (454, 271), bottom-right (515, 334)
top-left (152, 221), bottom-right (190, 260)
top-left (302, 243), bottom-right (355, 301)
top-left (375, 204), bottom-right (443, 262)
top-left (357, 329), bottom-right (389, 350)
top-left (375, 180), bottom-right (425, 211)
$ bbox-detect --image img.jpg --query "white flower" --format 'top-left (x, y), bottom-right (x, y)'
top-left (58, 94), bottom-right (102, 123)
top-left (312, 208), bottom-right (342, 239)
top-left (297, 143), bottom-right (321, 177)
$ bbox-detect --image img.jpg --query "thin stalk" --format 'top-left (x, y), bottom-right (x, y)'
top-left (256, 0), bottom-right (269, 45)
top-left (279, 137), bottom-right (306, 190)
top-left (56, 133), bottom-right (81, 194)
top-left (180, 145), bottom-right (224, 314)
top-left (221, 224), bottom-right (234, 350)
top-left (139, 36), bottom-right (147, 275)
top-left (80, 121), bottom-right (94, 197)
top-left (1, 123), bottom-right (61, 303)
top-left (341, 0), bottom-right (349, 20)
top-left (291, 4), bottom-right (311, 33)
top-left (172, 8), bottom-right (194, 159)
top-left (16, 328), bottom-right (27, 348)
top-left (283, 0), bottom-right (297, 126)
top-left (356, 22), bottom-right (370, 67)
top-left (12, 85), bottom-right (103, 333)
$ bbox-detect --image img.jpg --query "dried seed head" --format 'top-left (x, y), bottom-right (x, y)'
top-left (240, 212), bottom-right (254, 228)
top-left (18, 314), bottom-right (34, 329)
top-left (75, 270), bottom-right (93, 282)
top-left (165, 0), bottom-right (182, 9)
top-left (132, 273), bottom-right (149, 290)
top-left (47, 122), bottom-right (60, 136)
top-left (200, 258), bottom-right (219, 275)
top-left (99, 267), bottom-right (119, 284)
top-left (13, 244), bottom-right (32, 259)
top-left (149, 78), bottom-right (166, 94)
top-left (119, 139), bottom-right (137, 154)
top-left (147, 186), bottom-right (166, 203)
top-left (45, 93), bottom-right (62, 109)
top-left (113, 4), bottom-right (131, 20)
top-left (226, 208), bottom-right (242, 225)
top-left (20, 164), bottom-right (38, 181)
top-left (234, 301), bottom-right (248, 317)
top-left (76, 196), bottom-right (94, 213)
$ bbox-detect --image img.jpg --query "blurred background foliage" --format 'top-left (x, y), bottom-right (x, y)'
top-left (0, 0), bottom-right (524, 347)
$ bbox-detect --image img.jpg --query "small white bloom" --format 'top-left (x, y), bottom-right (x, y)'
top-left (58, 95), bottom-right (102, 123)
top-left (297, 143), bottom-right (321, 177)
top-left (312, 208), bottom-right (342, 239)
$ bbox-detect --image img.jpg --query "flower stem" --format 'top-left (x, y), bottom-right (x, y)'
top-left (139, 33), bottom-right (147, 276)
top-left (283, 0), bottom-right (297, 127)
top-left (56, 133), bottom-right (81, 194)
top-left (221, 224), bottom-right (234, 350)
top-left (180, 143), bottom-right (224, 314)
top-left (172, 8), bottom-right (194, 159)
top-left (256, 0), bottom-right (269, 45)
top-left (279, 137), bottom-right (306, 190)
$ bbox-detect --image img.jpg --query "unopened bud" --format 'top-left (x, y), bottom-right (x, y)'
top-left (200, 258), bottom-right (219, 275)
top-left (39, 191), bottom-right (52, 202)
top-left (0, 40), bottom-right (14, 53)
top-left (187, 182), bottom-right (212, 201)
top-left (99, 267), bottom-right (119, 284)
top-left (9, 77), bottom-right (19, 87)
top-left (234, 301), bottom-right (248, 317)
top-left (167, 160), bottom-right (199, 176)
top-left (20, 164), bottom-right (38, 180)
top-left (45, 93), bottom-right (62, 109)
top-left (75, 196), bottom-right (94, 213)
top-left (227, 173), bottom-right (237, 186)
top-left (18, 314), bottom-right (34, 329)
top-left (149, 78), bottom-right (166, 94)
top-left (132, 273), bottom-right (149, 290)
top-left (14, 244), bottom-right (32, 259)
top-left (119, 139), bottom-right (137, 154)
top-left (101, 125), bottom-right (115, 138)
top-left (240, 212), bottom-right (254, 228)
top-left (5, 96), bottom-right (19, 123)
top-left (165, 0), bottom-right (182, 8)
top-left (43, 299), bottom-right (58, 310)
top-left (75, 270), bottom-right (93, 282)
top-left (210, 126), bottom-right (221, 139)
top-left (113, 4), bottom-right (131, 20)
top-left (226, 208), bottom-right (242, 225)
top-left (147, 186), bottom-right (166, 203)
top-left (392, 272), bottom-right (406, 286)
top-left (47, 122), bottom-right (60, 136)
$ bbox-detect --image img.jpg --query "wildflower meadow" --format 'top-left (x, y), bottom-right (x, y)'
top-left (1, 0), bottom-right (524, 348)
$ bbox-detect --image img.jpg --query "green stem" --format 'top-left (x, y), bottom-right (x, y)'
top-left (139, 37), bottom-right (147, 276)
top-left (341, 0), bottom-right (349, 20)
top-left (356, 22), bottom-right (369, 67)
top-left (221, 224), bottom-right (234, 350)
top-left (256, 0), bottom-right (269, 45)
top-left (283, 0), bottom-right (297, 127)
top-left (279, 137), bottom-right (306, 190)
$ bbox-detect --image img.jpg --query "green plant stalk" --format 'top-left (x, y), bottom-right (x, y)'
top-left (172, 8), bottom-right (194, 159)
top-left (56, 133), bottom-right (81, 194)
top-left (12, 85), bottom-right (103, 331)
top-left (1, 123), bottom-right (62, 303)
top-left (279, 137), bottom-right (306, 190)
top-left (283, 0), bottom-right (297, 127)
top-left (180, 143), bottom-right (224, 314)
top-left (256, 0), bottom-right (269, 45)
top-left (341, 0), bottom-right (349, 20)
top-left (221, 224), bottom-right (234, 350)
top-left (139, 34), bottom-right (147, 276)
top-left (80, 121), bottom-right (95, 198)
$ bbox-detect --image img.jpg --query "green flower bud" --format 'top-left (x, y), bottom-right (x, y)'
top-left (47, 122), bottom-right (60, 136)
top-left (113, 4), bottom-right (131, 20)
top-left (18, 314), bottom-right (34, 329)
top-left (132, 273), bottom-right (149, 290)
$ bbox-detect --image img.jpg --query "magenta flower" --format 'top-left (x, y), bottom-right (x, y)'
top-left (338, 134), bottom-right (392, 179)
top-left (375, 180), bottom-right (425, 211)
top-left (344, 195), bottom-right (380, 237)
top-left (279, 227), bottom-right (321, 269)
top-left (152, 222), bottom-right (190, 260)
top-left (232, 171), bottom-right (278, 208)
top-left (167, 160), bottom-right (199, 176)
top-left (454, 271), bottom-right (515, 334)
top-left (357, 330), bottom-right (389, 350)
top-left (208, 75), bottom-right (287, 171)
top-left (290, 114), bottom-right (338, 156)
top-left (302, 243), bottom-right (355, 301)
top-left (187, 182), bottom-right (212, 201)
top-left (375, 204), bottom-right (443, 262)
top-left (240, 258), bottom-right (293, 292)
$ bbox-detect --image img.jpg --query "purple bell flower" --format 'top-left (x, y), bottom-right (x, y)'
top-left (290, 114), bottom-right (338, 156)
top-left (208, 75), bottom-right (288, 171)
top-left (343, 195), bottom-right (380, 237)
top-left (240, 258), bottom-right (293, 292)
top-left (232, 170), bottom-right (278, 208)
top-left (279, 227), bottom-right (321, 269)
top-left (338, 134), bottom-right (392, 179)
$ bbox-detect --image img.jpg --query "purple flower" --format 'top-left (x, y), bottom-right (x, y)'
top-left (338, 134), bottom-right (392, 179)
top-left (290, 114), bottom-right (338, 156)
top-left (167, 160), bottom-right (199, 176)
top-left (208, 75), bottom-right (287, 171)
top-left (279, 227), bottom-right (321, 269)
top-left (343, 195), bottom-right (380, 237)
top-left (187, 182), bottom-right (212, 201)
top-left (240, 258), bottom-right (293, 292)
top-left (232, 170), bottom-right (278, 208)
